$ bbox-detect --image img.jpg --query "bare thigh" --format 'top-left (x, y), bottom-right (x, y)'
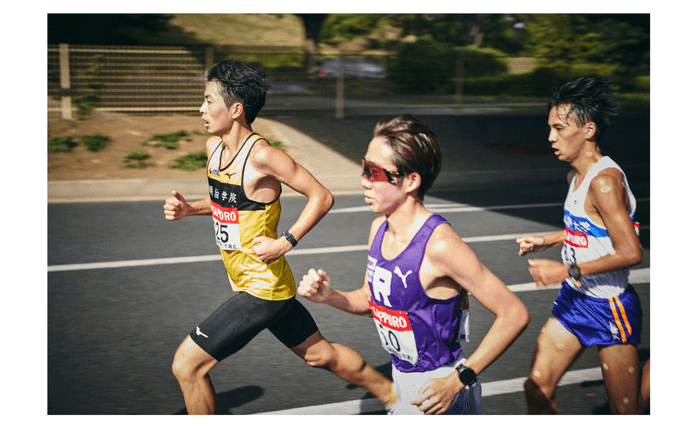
top-left (597, 343), bottom-right (642, 414)
top-left (528, 317), bottom-right (584, 392)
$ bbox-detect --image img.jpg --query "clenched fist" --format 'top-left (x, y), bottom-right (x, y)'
top-left (297, 269), bottom-right (331, 304)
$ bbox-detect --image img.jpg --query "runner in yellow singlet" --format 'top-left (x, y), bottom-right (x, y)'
top-left (163, 60), bottom-right (396, 414)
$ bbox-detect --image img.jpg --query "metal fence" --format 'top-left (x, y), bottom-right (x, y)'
top-left (48, 44), bottom-right (215, 118)
top-left (48, 44), bottom-right (537, 119)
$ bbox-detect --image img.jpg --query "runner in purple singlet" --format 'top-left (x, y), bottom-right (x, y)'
top-left (298, 115), bottom-right (530, 414)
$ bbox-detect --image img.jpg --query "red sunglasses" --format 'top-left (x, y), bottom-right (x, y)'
top-left (362, 158), bottom-right (404, 184)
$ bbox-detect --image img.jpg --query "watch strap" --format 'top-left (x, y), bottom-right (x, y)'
top-left (282, 231), bottom-right (297, 247)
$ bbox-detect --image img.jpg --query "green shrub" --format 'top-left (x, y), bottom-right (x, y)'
top-left (388, 38), bottom-right (455, 94)
top-left (389, 39), bottom-right (508, 94)
top-left (121, 150), bottom-right (153, 169)
top-left (169, 151), bottom-right (208, 171)
top-left (141, 130), bottom-right (190, 149)
top-left (456, 46), bottom-right (509, 78)
top-left (48, 136), bottom-right (78, 153)
top-left (81, 133), bottom-right (111, 152)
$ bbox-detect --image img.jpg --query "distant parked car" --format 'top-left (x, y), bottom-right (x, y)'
top-left (310, 58), bottom-right (387, 78)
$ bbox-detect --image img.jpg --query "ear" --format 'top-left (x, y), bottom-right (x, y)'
top-left (584, 121), bottom-right (597, 140)
top-left (230, 102), bottom-right (245, 120)
top-left (403, 171), bottom-right (422, 195)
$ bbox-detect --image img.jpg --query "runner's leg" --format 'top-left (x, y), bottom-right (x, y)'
top-left (597, 343), bottom-right (643, 414)
top-left (172, 336), bottom-right (218, 414)
top-left (172, 293), bottom-right (294, 414)
top-left (269, 299), bottom-right (396, 408)
top-left (290, 331), bottom-right (396, 407)
top-left (524, 317), bottom-right (583, 414)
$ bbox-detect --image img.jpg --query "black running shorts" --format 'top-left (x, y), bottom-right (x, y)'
top-left (189, 292), bottom-right (319, 361)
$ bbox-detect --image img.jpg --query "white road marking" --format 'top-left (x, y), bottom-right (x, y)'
top-left (257, 367), bottom-right (605, 415)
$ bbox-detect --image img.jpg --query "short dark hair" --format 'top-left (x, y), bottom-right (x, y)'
top-left (373, 115), bottom-right (442, 201)
top-left (548, 74), bottom-right (620, 143)
top-left (205, 60), bottom-right (268, 125)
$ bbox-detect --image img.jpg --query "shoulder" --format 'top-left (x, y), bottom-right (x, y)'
top-left (205, 136), bottom-right (221, 155)
top-left (588, 167), bottom-right (628, 207)
top-left (248, 138), bottom-right (288, 165)
top-left (425, 222), bottom-right (468, 260)
top-left (590, 167), bottom-right (625, 194)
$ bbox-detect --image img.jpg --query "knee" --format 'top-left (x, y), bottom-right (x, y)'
top-left (523, 373), bottom-right (554, 402)
top-left (171, 349), bottom-right (193, 383)
top-left (303, 343), bottom-right (335, 370)
top-left (171, 342), bottom-right (210, 384)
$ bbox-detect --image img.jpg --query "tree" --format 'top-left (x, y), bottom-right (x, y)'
top-left (297, 14), bottom-right (328, 54)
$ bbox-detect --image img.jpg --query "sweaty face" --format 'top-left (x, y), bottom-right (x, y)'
top-left (200, 81), bottom-right (234, 136)
top-left (547, 105), bottom-right (589, 163)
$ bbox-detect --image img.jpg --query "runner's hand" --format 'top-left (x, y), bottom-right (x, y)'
top-left (410, 373), bottom-right (463, 415)
top-left (252, 236), bottom-right (290, 264)
top-left (516, 235), bottom-right (547, 256)
top-left (298, 269), bottom-right (330, 304)
top-left (164, 191), bottom-right (189, 221)
top-left (527, 258), bottom-right (580, 288)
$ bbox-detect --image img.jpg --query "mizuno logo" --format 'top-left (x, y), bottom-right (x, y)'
top-left (196, 326), bottom-right (209, 338)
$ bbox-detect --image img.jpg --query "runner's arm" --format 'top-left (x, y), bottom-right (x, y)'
top-left (516, 230), bottom-right (565, 256)
top-left (248, 144), bottom-right (333, 262)
top-left (412, 228), bottom-right (529, 414)
top-left (298, 269), bottom-right (373, 317)
top-left (297, 217), bottom-right (385, 316)
top-left (164, 192), bottom-right (211, 220)
top-left (431, 228), bottom-right (530, 376)
top-left (575, 172), bottom-right (643, 276)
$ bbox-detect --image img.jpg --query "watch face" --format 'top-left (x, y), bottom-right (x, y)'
top-left (458, 365), bottom-right (477, 386)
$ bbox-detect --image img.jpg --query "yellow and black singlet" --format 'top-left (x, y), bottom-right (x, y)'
top-left (207, 133), bottom-right (295, 301)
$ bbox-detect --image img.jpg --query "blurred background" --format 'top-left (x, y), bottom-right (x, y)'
top-left (47, 13), bottom-right (650, 119)
top-left (45, 14), bottom-right (654, 416)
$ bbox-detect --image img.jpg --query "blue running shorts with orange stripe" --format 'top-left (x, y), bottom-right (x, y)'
top-left (551, 283), bottom-right (642, 347)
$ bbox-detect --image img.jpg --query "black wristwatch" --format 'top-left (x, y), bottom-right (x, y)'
top-left (568, 263), bottom-right (581, 281)
top-left (282, 231), bottom-right (297, 247)
top-left (455, 363), bottom-right (477, 387)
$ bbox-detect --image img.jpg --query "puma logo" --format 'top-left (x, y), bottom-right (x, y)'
top-left (195, 326), bottom-right (209, 338)
top-left (393, 266), bottom-right (412, 289)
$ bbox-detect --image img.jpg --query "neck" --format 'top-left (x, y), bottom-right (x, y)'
top-left (570, 145), bottom-right (603, 180)
top-left (220, 121), bottom-right (253, 152)
top-left (384, 196), bottom-right (432, 239)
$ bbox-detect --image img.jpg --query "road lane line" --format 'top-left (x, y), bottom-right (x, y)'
top-left (257, 367), bottom-right (604, 415)
top-left (47, 228), bottom-right (649, 273)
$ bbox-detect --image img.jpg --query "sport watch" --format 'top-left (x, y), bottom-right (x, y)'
top-left (282, 231), bottom-right (297, 247)
top-left (455, 363), bottom-right (477, 387)
top-left (568, 263), bottom-right (581, 281)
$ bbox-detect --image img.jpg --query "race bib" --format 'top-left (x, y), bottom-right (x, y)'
top-left (211, 201), bottom-right (242, 251)
top-left (369, 300), bottom-right (419, 365)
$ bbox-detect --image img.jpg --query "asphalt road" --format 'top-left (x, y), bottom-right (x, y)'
top-left (47, 109), bottom-right (651, 415)
top-left (48, 185), bottom-right (650, 415)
